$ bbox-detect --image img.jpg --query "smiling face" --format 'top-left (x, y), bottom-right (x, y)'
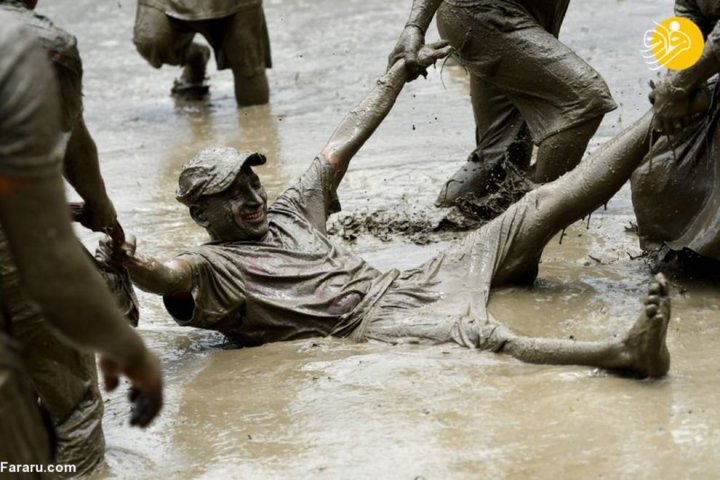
top-left (190, 166), bottom-right (269, 242)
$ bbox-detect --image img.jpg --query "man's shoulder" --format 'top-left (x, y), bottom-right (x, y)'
top-left (0, 4), bottom-right (80, 69)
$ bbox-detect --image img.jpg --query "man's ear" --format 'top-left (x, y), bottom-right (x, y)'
top-left (189, 204), bottom-right (210, 228)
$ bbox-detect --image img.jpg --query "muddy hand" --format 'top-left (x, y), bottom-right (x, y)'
top-left (388, 25), bottom-right (425, 79)
top-left (69, 197), bottom-right (118, 233)
top-left (99, 350), bottom-right (163, 427)
top-left (97, 233), bottom-right (137, 266)
top-left (649, 79), bottom-right (709, 136)
top-left (416, 41), bottom-right (451, 69)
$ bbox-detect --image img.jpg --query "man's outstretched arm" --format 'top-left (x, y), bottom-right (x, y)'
top-left (100, 236), bottom-right (193, 297)
top-left (321, 42), bottom-right (450, 189)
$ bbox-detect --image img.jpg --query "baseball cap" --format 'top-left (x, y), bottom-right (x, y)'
top-left (176, 147), bottom-right (266, 206)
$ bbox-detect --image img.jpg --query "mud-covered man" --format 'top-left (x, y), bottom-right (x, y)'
top-left (107, 42), bottom-right (671, 379)
top-left (631, 0), bottom-right (720, 262)
top-left (388, 0), bottom-right (617, 208)
top-left (133, 0), bottom-right (271, 105)
top-left (0, 15), bottom-right (162, 476)
top-left (0, 0), bottom-right (127, 474)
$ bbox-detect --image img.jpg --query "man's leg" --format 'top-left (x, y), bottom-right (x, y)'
top-left (492, 112), bottom-right (654, 285)
top-left (494, 274), bottom-right (671, 378)
top-left (0, 234), bottom-right (104, 476)
top-left (435, 75), bottom-right (533, 206)
top-left (222, 6), bottom-right (271, 106)
top-left (436, 3), bottom-right (615, 200)
top-left (133, 4), bottom-right (209, 95)
top-left (0, 336), bottom-right (53, 478)
top-left (532, 115), bottom-right (603, 183)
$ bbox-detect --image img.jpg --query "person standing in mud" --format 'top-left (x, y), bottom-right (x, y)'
top-left (388, 0), bottom-right (617, 208)
top-left (631, 0), bottom-right (720, 262)
top-left (133, 0), bottom-right (271, 105)
top-left (0, 16), bottom-right (163, 476)
top-left (103, 41), bottom-right (671, 379)
top-left (0, 0), bottom-right (130, 474)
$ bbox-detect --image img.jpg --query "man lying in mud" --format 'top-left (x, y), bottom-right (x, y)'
top-left (106, 42), bottom-right (671, 378)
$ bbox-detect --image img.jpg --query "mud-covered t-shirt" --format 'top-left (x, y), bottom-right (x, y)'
top-left (675, 0), bottom-right (720, 61)
top-left (139, 0), bottom-right (261, 21)
top-left (165, 156), bottom-right (400, 346)
top-left (0, 14), bottom-right (61, 180)
top-left (0, 2), bottom-right (83, 132)
top-left (0, 15), bottom-right (61, 334)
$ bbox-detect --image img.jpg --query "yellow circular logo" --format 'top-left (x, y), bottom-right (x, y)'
top-left (643, 16), bottom-right (705, 70)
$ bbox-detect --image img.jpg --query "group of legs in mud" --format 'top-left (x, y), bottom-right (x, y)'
top-left (0, 0), bottom-right (718, 476)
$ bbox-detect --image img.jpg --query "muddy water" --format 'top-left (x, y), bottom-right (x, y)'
top-left (39, 0), bottom-right (720, 478)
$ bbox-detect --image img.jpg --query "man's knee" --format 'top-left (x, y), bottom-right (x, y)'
top-left (133, 5), bottom-right (186, 67)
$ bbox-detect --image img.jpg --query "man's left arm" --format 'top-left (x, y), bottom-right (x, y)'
top-left (320, 41), bottom-right (451, 191)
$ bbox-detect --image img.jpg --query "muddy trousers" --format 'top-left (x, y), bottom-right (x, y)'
top-left (0, 236), bottom-right (105, 477)
top-left (0, 334), bottom-right (52, 480)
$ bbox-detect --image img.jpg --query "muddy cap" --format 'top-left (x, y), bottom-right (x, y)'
top-left (176, 147), bottom-right (266, 206)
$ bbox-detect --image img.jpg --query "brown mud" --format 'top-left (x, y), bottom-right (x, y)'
top-left (37, 0), bottom-right (720, 478)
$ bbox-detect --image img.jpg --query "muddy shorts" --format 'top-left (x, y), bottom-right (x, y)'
top-left (133, 3), bottom-right (271, 76)
top-left (361, 195), bottom-right (534, 350)
top-left (436, 1), bottom-right (616, 143)
top-left (0, 335), bottom-right (52, 478)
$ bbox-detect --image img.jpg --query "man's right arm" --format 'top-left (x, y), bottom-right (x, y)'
top-left (123, 245), bottom-right (194, 297)
top-left (97, 234), bottom-right (194, 297)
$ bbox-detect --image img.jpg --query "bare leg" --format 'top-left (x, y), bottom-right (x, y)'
top-left (495, 274), bottom-right (671, 378)
top-left (532, 115), bottom-right (603, 183)
top-left (233, 70), bottom-right (269, 106)
top-left (493, 111), bottom-right (654, 284)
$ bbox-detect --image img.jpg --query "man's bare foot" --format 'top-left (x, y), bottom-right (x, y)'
top-left (622, 273), bottom-right (671, 378)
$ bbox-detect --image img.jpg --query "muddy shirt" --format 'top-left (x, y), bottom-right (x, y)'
top-left (165, 156), bottom-right (399, 346)
top-left (442, 0), bottom-right (570, 35)
top-left (0, 14), bottom-right (61, 183)
top-left (0, 1), bottom-right (83, 132)
top-left (138, 0), bottom-right (261, 21)
top-left (675, 0), bottom-right (720, 59)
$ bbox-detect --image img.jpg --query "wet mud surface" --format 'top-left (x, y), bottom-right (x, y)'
top-left (38, 0), bottom-right (720, 478)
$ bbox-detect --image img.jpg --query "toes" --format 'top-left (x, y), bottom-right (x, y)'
top-left (645, 294), bottom-right (660, 307)
top-left (654, 273), bottom-right (669, 296)
top-left (645, 303), bottom-right (658, 318)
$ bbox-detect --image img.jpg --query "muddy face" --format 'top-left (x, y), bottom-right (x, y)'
top-left (192, 167), bottom-right (269, 242)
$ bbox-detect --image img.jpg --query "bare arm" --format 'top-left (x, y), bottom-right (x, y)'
top-left (63, 116), bottom-right (119, 234)
top-left (321, 42), bottom-right (450, 189)
top-left (388, 0), bottom-right (444, 76)
top-left (100, 235), bottom-right (193, 297)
